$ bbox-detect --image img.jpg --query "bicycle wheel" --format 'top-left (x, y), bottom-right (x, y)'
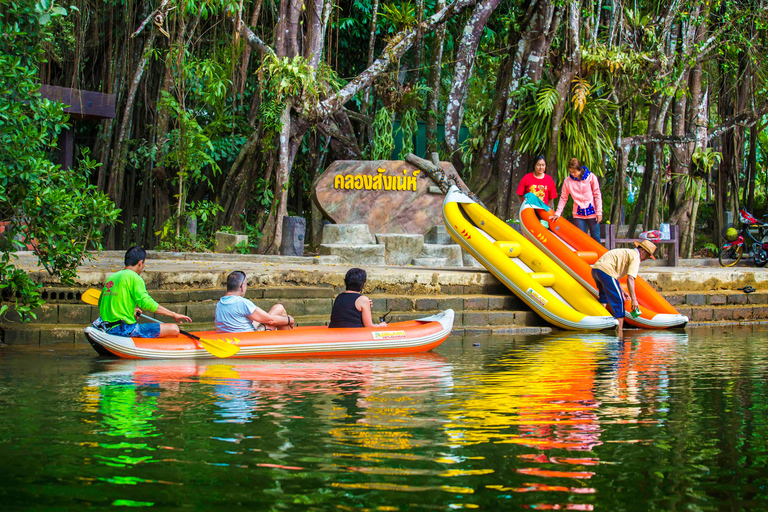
top-left (719, 245), bottom-right (744, 267)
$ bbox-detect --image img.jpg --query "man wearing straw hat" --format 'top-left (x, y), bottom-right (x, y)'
top-left (591, 240), bottom-right (657, 340)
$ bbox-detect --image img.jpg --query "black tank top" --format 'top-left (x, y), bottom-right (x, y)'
top-left (329, 292), bottom-right (364, 328)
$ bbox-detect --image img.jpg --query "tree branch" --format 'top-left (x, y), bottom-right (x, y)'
top-left (315, 0), bottom-right (476, 118)
top-left (230, 13), bottom-right (276, 57)
top-left (132, 0), bottom-right (172, 38)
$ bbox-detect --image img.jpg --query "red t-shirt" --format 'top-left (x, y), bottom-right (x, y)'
top-left (516, 173), bottom-right (558, 204)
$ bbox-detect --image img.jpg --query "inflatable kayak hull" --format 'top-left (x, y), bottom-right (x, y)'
top-left (84, 309), bottom-right (454, 359)
top-left (443, 187), bottom-right (616, 331)
top-left (518, 203), bottom-right (688, 329)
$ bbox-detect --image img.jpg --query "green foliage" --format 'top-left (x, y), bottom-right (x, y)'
top-left (0, 0), bottom-right (117, 320)
top-left (155, 201), bottom-right (223, 252)
top-left (513, 79), bottom-right (617, 180)
top-left (371, 107), bottom-right (395, 160)
top-left (379, 1), bottom-right (416, 32)
top-left (691, 147), bottom-right (722, 175)
top-left (397, 108), bottom-right (418, 159)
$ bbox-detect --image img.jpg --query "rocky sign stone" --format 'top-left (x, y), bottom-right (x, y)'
top-left (312, 160), bottom-right (468, 235)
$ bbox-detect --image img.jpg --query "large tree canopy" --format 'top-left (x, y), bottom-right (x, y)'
top-left (1, 0), bottom-right (767, 268)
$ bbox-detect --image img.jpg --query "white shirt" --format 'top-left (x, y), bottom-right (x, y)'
top-left (215, 295), bottom-right (257, 333)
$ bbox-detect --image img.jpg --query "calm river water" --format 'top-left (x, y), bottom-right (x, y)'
top-left (1, 326), bottom-right (767, 510)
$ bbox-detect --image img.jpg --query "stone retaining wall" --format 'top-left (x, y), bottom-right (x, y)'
top-left (4, 284), bottom-right (768, 347)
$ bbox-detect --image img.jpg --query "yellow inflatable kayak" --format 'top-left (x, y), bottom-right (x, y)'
top-left (442, 186), bottom-right (617, 331)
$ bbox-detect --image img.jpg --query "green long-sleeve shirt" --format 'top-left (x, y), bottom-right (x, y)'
top-left (98, 269), bottom-right (159, 324)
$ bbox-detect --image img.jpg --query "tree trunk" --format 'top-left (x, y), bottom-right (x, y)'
top-left (359, 0), bottom-right (380, 148)
top-left (424, 0), bottom-right (446, 155)
top-left (442, 0), bottom-right (503, 173)
top-left (545, 0), bottom-right (580, 178)
top-left (105, 31), bottom-right (157, 247)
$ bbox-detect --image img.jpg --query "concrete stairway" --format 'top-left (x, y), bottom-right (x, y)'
top-left (318, 224), bottom-right (385, 265)
top-left (319, 224), bottom-right (466, 268)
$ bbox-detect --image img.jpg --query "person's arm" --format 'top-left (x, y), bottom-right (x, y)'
top-left (591, 174), bottom-right (603, 222)
top-left (551, 180), bottom-right (570, 221)
top-left (153, 304), bottom-right (192, 323)
top-left (356, 295), bottom-right (386, 327)
top-left (131, 273), bottom-right (191, 322)
top-left (627, 276), bottom-right (639, 311)
top-left (247, 307), bottom-right (293, 328)
top-left (515, 176), bottom-right (528, 203)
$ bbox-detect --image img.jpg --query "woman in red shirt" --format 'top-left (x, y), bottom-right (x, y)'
top-left (516, 155), bottom-right (558, 208)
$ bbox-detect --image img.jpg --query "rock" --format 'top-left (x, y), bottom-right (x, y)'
top-left (376, 234), bottom-right (424, 265)
top-left (280, 216), bottom-right (306, 256)
top-left (214, 232), bottom-right (247, 253)
top-left (313, 160), bottom-right (470, 235)
top-left (321, 224), bottom-right (375, 245)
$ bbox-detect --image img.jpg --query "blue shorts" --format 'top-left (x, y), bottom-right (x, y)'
top-left (107, 322), bottom-right (161, 338)
top-left (591, 268), bottom-right (626, 319)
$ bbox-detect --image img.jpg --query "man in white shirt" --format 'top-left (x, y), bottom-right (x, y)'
top-left (591, 240), bottom-right (657, 340)
top-left (215, 271), bottom-right (294, 333)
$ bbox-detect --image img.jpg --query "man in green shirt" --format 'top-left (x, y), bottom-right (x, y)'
top-left (95, 246), bottom-right (192, 338)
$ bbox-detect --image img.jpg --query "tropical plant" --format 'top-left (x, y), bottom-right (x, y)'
top-left (398, 108), bottom-right (418, 160)
top-left (372, 107), bottom-right (395, 160)
top-left (0, 0), bottom-right (117, 320)
top-left (513, 79), bottom-right (617, 180)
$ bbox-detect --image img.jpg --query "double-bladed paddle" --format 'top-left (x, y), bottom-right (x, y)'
top-left (81, 288), bottom-right (240, 358)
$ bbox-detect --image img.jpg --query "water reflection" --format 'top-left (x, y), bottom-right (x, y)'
top-left (7, 327), bottom-right (768, 509)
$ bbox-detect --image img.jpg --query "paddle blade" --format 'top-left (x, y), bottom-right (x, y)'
top-left (199, 337), bottom-right (241, 358)
top-left (82, 288), bottom-right (102, 306)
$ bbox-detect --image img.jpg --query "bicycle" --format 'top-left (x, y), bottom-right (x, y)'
top-left (718, 209), bottom-right (768, 267)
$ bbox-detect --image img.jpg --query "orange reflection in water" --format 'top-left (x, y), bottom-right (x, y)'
top-left (445, 335), bottom-right (608, 451)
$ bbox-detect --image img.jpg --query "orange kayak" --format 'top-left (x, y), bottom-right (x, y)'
top-left (519, 203), bottom-right (687, 329)
top-left (84, 310), bottom-right (454, 359)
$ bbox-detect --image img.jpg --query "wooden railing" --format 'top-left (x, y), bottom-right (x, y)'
top-left (604, 225), bottom-right (679, 267)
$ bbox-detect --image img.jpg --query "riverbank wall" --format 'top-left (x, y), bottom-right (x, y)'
top-left (2, 251), bottom-right (768, 346)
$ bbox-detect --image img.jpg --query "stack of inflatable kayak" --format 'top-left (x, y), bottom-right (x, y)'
top-left (84, 309), bottom-right (454, 359)
top-left (442, 186), bottom-right (617, 331)
top-left (518, 200), bottom-right (688, 329)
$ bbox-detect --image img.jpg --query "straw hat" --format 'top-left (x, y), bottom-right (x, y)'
top-left (633, 240), bottom-right (657, 259)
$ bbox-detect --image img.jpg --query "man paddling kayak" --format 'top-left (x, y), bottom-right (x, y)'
top-left (92, 246), bottom-right (191, 338)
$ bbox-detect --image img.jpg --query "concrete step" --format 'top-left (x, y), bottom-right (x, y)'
top-left (678, 304), bottom-right (768, 323)
top-left (375, 234), bottom-right (424, 266)
top-left (425, 225), bottom-right (453, 245)
top-left (321, 224), bottom-right (375, 245)
top-left (318, 243), bottom-right (385, 265)
top-left (411, 257), bottom-right (447, 267)
top-left (1, 294), bottom-right (530, 326)
top-left (420, 244), bottom-right (463, 266)
top-left (662, 291), bottom-right (768, 307)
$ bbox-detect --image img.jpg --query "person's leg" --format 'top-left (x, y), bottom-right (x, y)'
top-left (573, 217), bottom-right (588, 235)
top-left (591, 269), bottom-right (608, 308)
top-left (587, 218), bottom-right (601, 244)
top-left (158, 323), bottom-right (179, 337)
top-left (114, 322), bottom-right (164, 338)
top-left (267, 303), bottom-right (290, 330)
top-left (592, 269), bottom-right (625, 336)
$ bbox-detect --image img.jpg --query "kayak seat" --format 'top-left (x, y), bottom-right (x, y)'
top-left (575, 251), bottom-right (599, 265)
top-left (529, 272), bottom-right (555, 287)
top-left (493, 241), bottom-right (522, 257)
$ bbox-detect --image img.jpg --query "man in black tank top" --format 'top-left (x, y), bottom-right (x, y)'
top-left (329, 268), bottom-right (388, 328)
